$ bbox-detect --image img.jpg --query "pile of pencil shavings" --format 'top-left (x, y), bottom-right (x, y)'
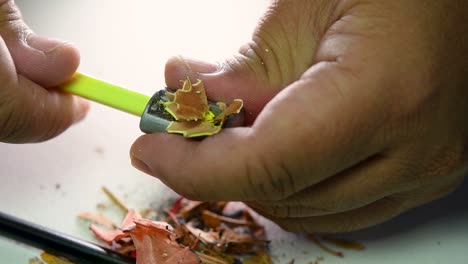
top-left (163, 77), bottom-right (243, 138)
top-left (86, 198), bottom-right (273, 264)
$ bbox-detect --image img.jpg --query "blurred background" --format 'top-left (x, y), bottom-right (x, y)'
top-left (1, 1), bottom-right (467, 263)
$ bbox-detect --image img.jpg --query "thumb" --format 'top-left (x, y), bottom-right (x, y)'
top-left (9, 34), bottom-right (80, 88)
top-left (0, 1), bottom-right (87, 143)
top-left (0, 1), bottom-right (80, 87)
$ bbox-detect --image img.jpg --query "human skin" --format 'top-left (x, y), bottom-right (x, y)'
top-left (0, 0), bottom-right (88, 143)
top-left (132, 0), bottom-right (468, 233)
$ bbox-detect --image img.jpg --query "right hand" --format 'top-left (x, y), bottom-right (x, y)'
top-left (131, 0), bottom-right (468, 233)
top-left (0, 0), bottom-right (88, 143)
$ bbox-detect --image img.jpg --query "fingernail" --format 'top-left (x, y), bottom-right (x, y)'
top-left (131, 157), bottom-right (154, 176)
top-left (26, 34), bottom-right (67, 53)
top-left (172, 55), bottom-right (221, 75)
top-left (182, 56), bottom-right (220, 74)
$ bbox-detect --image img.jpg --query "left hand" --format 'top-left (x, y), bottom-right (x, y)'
top-left (0, 0), bottom-right (87, 143)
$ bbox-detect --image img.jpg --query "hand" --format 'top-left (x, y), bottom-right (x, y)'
top-left (0, 0), bottom-right (88, 143)
top-left (131, 0), bottom-right (468, 233)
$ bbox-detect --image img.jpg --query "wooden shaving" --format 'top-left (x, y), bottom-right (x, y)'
top-left (77, 212), bottom-right (116, 228)
top-left (31, 253), bottom-right (74, 264)
top-left (101, 186), bottom-right (129, 213)
top-left (81, 194), bottom-right (271, 263)
top-left (308, 234), bottom-right (344, 258)
top-left (78, 188), bottom-right (365, 263)
top-left (164, 77), bottom-right (243, 137)
top-left (322, 236), bottom-right (365, 250)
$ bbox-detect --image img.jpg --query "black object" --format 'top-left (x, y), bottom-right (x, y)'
top-left (0, 211), bottom-right (135, 264)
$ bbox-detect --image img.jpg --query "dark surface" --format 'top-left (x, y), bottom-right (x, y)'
top-left (0, 211), bottom-right (135, 264)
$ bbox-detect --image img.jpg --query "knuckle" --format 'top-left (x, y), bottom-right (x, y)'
top-left (251, 154), bottom-right (297, 201)
top-left (0, 93), bottom-right (23, 142)
top-left (250, 201), bottom-right (326, 220)
top-left (0, 0), bottom-right (21, 25)
top-left (239, 155), bottom-right (276, 200)
top-left (390, 143), bottom-right (467, 187)
top-left (165, 172), bottom-right (204, 201)
top-left (247, 202), bottom-right (286, 219)
top-left (38, 113), bottom-right (68, 142)
top-left (431, 145), bottom-right (467, 177)
top-left (264, 204), bottom-right (291, 218)
top-left (0, 0), bottom-right (29, 41)
top-left (238, 41), bottom-right (281, 85)
top-left (28, 95), bottom-right (74, 142)
top-left (414, 144), bottom-right (468, 183)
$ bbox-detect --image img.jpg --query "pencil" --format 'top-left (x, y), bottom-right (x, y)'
top-left (58, 72), bottom-right (150, 117)
top-left (0, 211), bottom-right (135, 264)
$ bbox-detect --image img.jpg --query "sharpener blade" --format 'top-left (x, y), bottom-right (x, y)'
top-left (139, 90), bottom-right (173, 133)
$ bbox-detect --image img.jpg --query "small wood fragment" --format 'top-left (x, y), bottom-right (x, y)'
top-left (322, 236), bottom-right (365, 250)
top-left (77, 212), bottom-right (116, 228)
top-left (28, 257), bottom-right (44, 264)
top-left (201, 210), bottom-right (258, 229)
top-left (308, 234), bottom-right (344, 258)
top-left (101, 186), bottom-right (129, 213)
top-left (198, 253), bottom-right (231, 264)
top-left (39, 252), bottom-right (75, 264)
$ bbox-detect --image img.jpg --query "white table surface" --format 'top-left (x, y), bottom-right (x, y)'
top-left (1, 1), bottom-right (467, 263)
